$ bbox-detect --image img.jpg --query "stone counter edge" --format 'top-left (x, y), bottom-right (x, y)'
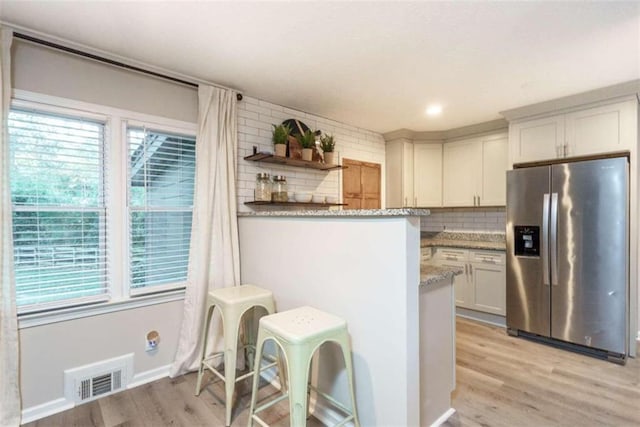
top-left (238, 208), bottom-right (431, 217)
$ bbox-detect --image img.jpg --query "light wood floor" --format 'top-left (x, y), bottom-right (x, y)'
top-left (445, 318), bottom-right (640, 427)
top-left (24, 318), bottom-right (640, 426)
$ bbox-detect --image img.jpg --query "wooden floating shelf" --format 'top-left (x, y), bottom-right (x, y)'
top-left (244, 153), bottom-right (344, 171)
top-left (245, 201), bottom-right (346, 208)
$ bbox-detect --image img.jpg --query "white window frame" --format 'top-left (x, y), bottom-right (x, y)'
top-left (13, 90), bottom-right (197, 328)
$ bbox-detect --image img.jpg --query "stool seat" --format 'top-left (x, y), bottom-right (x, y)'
top-left (195, 284), bottom-right (278, 427)
top-left (211, 284), bottom-right (273, 306)
top-left (259, 306), bottom-right (346, 344)
top-left (248, 306), bottom-right (360, 427)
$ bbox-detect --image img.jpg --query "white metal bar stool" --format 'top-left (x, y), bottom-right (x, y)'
top-left (248, 306), bottom-right (360, 427)
top-left (195, 284), bottom-right (278, 427)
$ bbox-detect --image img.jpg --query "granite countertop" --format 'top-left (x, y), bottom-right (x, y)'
top-left (238, 208), bottom-right (430, 217)
top-left (421, 231), bottom-right (506, 251)
top-left (420, 263), bottom-right (464, 286)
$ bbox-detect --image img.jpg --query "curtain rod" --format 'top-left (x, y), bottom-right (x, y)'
top-left (13, 32), bottom-right (243, 101)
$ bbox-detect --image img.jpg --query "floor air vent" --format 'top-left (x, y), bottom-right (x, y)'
top-left (64, 353), bottom-right (133, 404)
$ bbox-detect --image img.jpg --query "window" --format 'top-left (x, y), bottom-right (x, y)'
top-left (127, 128), bottom-right (195, 293)
top-left (9, 109), bottom-right (107, 310)
top-left (9, 101), bottom-right (196, 313)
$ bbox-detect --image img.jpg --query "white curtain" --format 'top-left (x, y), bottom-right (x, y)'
top-left (0, 28), bottom-right (21, 427)
top-left (171, 85), bottom-right (240, 376)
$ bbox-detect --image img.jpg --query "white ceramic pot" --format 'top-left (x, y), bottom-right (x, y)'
top-left (324, 152), bottom-right (335, 165)
top-left (301, 148), bottom-right (313, 161)
top-left (274, 144), bottom-right (286, 157)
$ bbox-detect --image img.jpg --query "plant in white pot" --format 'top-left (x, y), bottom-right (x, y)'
top-left (320, 133), bottom-right (336, 164)
top-left (272, 123), bottom-right (291, 157)
top-left (297, 130), bottom-right (316, 161)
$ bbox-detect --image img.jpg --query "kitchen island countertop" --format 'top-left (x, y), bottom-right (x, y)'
top-left (238, 208), bottom-right (430, 217)
top-left (420, 264), bottom-right (464, 286)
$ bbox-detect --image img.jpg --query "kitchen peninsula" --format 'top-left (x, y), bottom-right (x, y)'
top-left (238, 209), bottom-right (462, 426)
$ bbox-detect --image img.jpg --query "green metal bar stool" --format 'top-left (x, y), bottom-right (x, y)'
top-left (195, 284), bottom-right (278, 427)
top-left (248, 306), bottom-right (360, 427)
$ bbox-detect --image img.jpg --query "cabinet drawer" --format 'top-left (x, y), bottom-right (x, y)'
top-left (421, 247), bottom-right (434, 262)
top-left (435, 248), bottom-right (468, 262)
top-left (470, 250), bottom-right (505, 265)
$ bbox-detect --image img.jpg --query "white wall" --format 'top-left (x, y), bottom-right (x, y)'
top-left (421, 207), bottom-right (506, 232)
top-left (238, 215), bottom-right (423, 427)
top-left (236, 96), bottom-right (386, 212)
top-left (19, 300), bottom-right (184, 411)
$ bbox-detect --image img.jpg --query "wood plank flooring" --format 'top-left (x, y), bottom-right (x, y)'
top-left (445, 318), bottom-right (640, 427)
top-left (24, 318), bottom-right (640, 426)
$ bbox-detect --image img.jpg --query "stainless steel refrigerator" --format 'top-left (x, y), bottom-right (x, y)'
top-left (506, 156), bottom-right (628, 362)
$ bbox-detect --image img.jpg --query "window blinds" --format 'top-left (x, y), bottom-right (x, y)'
top-left (127, 127), bottom-right (195, 293)
top-left (9, 109), bottom-right (108, 310)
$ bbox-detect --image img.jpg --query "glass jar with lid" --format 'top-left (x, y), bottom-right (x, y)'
top-left (254, 173), bottom-right (272, 202)
top-left (271, 175), bottom-right (288, 202)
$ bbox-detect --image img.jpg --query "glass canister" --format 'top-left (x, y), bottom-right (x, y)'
top-left (254, 173), bottom-right (272, 201)
top-left (271, 175), bottom-right (288, 202)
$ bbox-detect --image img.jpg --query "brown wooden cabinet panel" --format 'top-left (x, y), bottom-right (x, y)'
top-left (342, 158), bottom-right (381, 210)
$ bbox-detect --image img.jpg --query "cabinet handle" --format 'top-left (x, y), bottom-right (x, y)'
top-left (464, 264), bottom-right (468, 276)
top-left (563, 144), bottom-right (567, 157)
top-left (477, 195), bottom-right (481, 206)
top-left (404, 197), bottom-right (407, 206)
top-left (469, 263), bottom-right (473, 278)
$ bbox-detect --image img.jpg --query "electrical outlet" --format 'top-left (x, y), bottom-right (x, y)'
top-left (145, 330), bottom-right (159, 352)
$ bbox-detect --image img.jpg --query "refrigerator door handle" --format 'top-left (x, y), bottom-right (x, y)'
top-left (550, 192), bottom-right (559, 286)
top-left (542, 193), bottom-right (550, 286)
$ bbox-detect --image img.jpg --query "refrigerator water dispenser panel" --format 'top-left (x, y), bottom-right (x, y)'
top-left (514, 226), bottom-right (540, 257)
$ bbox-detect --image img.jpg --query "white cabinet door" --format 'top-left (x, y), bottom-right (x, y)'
top-left (566, 99), bottom-right (637, 157)
top-left (480, 133), bottom-right (508, 206)
top-left (443, 138), bottom-right (481, 207)
top-left (469, 250), bottom-right (506, 315)
top-left (385, 140), bottom-right (414, 208)
top-left (413, 143), bottom-right (442, 207)
top-left (509, 115), bottom-right (564, 164)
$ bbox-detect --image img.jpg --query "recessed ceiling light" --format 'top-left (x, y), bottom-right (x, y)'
top-left (426, 104), bottom-right (443, 116)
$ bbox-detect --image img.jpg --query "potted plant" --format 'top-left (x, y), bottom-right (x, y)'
top-left (320, 134), bottom-right (336, 164)
top-left (297, 129), bottom-right (316, 161)
top-left (272, 123), bottom-right (291, 157)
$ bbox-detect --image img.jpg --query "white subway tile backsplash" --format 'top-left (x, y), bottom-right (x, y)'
top-left (421, 208), bottom-right (506, 233)
top-left (237, 96), bottom-right (386, 213)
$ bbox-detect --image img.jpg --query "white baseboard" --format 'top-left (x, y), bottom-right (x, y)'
top-left (430, 408), bottom-right (456, 427)
top-left (21, 364), bottom-right (171, 424)
top-left (127, 364), bottom-right (171, 389)
top-left (21, 397), bottom-right (74, 425)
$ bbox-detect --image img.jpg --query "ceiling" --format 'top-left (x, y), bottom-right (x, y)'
top-left (1, 1), bottom-right (639, 133)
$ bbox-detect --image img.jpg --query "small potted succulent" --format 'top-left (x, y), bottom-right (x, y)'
top-left (320, 134), bottom-right (336, 164)
top-left (272, 123), bottom-right (291, 157)
top-left (297, 129), bottom-right (317, 161)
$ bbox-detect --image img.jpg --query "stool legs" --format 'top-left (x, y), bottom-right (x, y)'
top-left (286, 345), bottom-right (311, 427)
top-left (222, 311), bottom-right (241, 427)
top-left (247, 328), bottom-right (266, 427)
top-left (195, 303), bottom-right (216, 396)
top-left (338, 334), bottom-right (360, 427)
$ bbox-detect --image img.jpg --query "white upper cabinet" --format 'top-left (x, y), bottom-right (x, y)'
top-left (481, 134), bottom-right (508, 206)
top-left (509, 98), bottom-right (637, 166)
top-left (566, 99), bottom-right (637, 157)
top-left (443, 131), bottom-right (508, 207)
top-left (385, 139), bottom-right (414, 208)
top-left (413, 143), bottom-right (443, 207)
top-left (443, 137), bottom-right (482, 207)
top-left (386, 139), bottom-right (443, 207)
top-left (509, 115), bottom-right (564, 164)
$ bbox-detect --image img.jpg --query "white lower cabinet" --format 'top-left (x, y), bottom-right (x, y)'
top-left (433, 247), bottom-right (506, 315)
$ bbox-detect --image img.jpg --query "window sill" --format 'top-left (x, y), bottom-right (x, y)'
top-left (17, 289), bottom-right (186, 329)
